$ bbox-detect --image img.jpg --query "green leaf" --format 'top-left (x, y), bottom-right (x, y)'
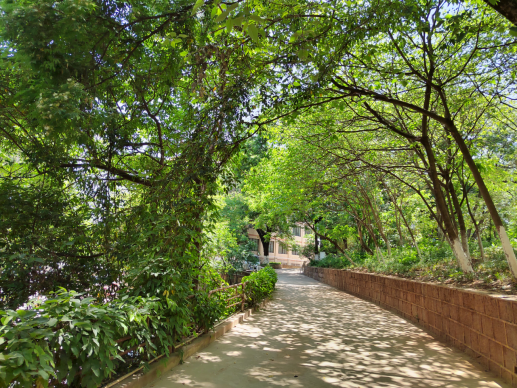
top-left (510, 27), bottom-right (517, 37)
top-left (191, 0), bottom-right (204, 16)
top-left (226, 3), bottom-right (239, 12)
top-left (47, 318), bottom-right (58, 327)
top-left (247, 25), bottom-right (259, 42)
top-left (215, 10), bottom-right (229, 23)
top-left (249, 15), bottom-right (265, 23)
top-left (226, 18), bottom-right (233, 32)
top-left (296, 49), bottom-right (309, 61)
top-left (180, 51), bottom-right (189, 57)
top-left (232, 16), bottom-right (245, 27)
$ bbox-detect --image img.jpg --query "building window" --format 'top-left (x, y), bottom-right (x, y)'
top-left (279, 243), bottom-right (288, 254)
top-left (293, 226), bottom-right (301, 236)
top-left (269, 241), bottom-right (275, 253)
top-left (292, 245), bottom-right (300, 256)
top-left (305, 227), bottom-right (313, 235)
top-left (251, 238), bottom-right (260, 251)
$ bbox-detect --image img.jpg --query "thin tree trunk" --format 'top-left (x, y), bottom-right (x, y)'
top-left (390, 189), bottom-right (423, 261)
top-left (420, 135), bottom-right (473, 272)
top-left (446, 121), bottom-right (517, 276)
top-left (449, 181), bottom-right (470, 260)
top-left (466, 194), bottom-right (486, 261)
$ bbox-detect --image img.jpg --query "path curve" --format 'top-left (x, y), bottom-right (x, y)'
top-left (147, 269), bottom-right (509, 387)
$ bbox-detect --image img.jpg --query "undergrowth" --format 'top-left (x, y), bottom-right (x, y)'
top-left (310, 242), bottom-right (517, 292)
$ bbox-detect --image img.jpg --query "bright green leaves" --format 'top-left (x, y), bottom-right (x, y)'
top-left (248, 24), bottom-right (259, 42)
top-left (191, 0), bottom-right (204, 16)
top-left (296, 49), bottom-right (309, 61)
top-left (208, 1), bottom-right (267, 43)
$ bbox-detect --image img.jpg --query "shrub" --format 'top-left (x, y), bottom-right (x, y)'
top-left (242, 267), bottom-right (277, 306)
top-left (0, 289), bottom-right (170, 388)
top-left (0, 266), bottom-right (277, 388)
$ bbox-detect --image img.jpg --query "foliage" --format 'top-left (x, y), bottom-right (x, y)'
top-left (0, 289), bottom-right (167, 388)
top-left (0, 263), bottom-right (278, 388)
top-left (242, 267), bottom-right (278, 306)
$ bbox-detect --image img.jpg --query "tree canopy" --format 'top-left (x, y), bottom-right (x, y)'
top-left (0, 0), bottom-right (517, 385)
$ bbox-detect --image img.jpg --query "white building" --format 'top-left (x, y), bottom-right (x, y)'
top-left (247, 225), bottom-right (312, 267)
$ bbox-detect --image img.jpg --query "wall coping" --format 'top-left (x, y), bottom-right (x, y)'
top-left (308, 266), bottom-right (517, 301)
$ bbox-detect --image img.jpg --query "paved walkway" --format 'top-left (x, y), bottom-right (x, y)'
top-left (148, 269), bottom-right (509, 387)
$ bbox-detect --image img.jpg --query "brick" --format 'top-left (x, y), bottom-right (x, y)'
top-left (489, 359), bottom-right (502, 375)
top-left (429, 285), bottom-right (440, 299)
top-left (434, 314), bottom-right (443, 331)
top-left (450, 305), bottom-right (460, 322)
top-left (459, 308), bottom-right (473, 326)
top-left (490, 340), bottom-right (504, 365)
top-left (450, 321), bottom-right (463, 341)
top-left (506, 323), bottom-right (517, 350)
top-left (473, 293), bottom-right (487, 314)
top-left (479, 334), bottom-right (491, 357)
top-left (442, 302), bottom-right (450, 318)
top-left (499, 299), bottom-right (514, 323)
top-left (463, 292), bottom-right (477, 311)
top-left (501, 369), bottom-right (512, 385)
top-left (472, 312), bottom-right (483, 333)
top-left (440, 288), bottom-right (453, 303)
top-left (443, 318), bottom-right (450, 334)
top-left (493, 319), bottom-right (507, 345)
top-left (451, 289), bottom-right (463, 307)
top-left (485, 296), bottom-right (500, 319)
top-left (503, 346), bottom-right (517, 371)
top-left (435, 300), bottom-right (443, 315)
top-left (421, 308), bottom-right (429, 324)
top-left (464, 327), bottom-right (472, 347)
top-left (482, 315), bottom-right (495, 337)
top-left (511, 302), bottom-right (517, 325)
top-left (475, 353), bottom-right (490, 369)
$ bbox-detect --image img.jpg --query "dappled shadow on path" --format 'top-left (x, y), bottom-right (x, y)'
top-left (150, 269), bottom-right (508, 388)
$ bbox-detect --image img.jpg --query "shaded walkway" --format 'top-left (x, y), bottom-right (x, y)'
top-left (147, 269), bottom-right (509, 387)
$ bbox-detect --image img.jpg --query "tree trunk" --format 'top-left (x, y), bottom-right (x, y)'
top-left (465, 192), bottom-right (486, 262)
top-left (479, 0), bottom-right (517, 26)
top-left (449, 181), bottom-right (470, 260)
top-left (447, 121), bottom-right (517, 277)
top-left (420, 135), bottom-right (473, 272)
top-left (256, 228), bottom-right (270, 265)
top-left (357, 223), bottom-right (374, 255)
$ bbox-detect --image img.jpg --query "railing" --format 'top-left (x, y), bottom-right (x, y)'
top-left (102, 281), bottom-right (250, 387)
top-left (112, 281), bottom-right (248, 359)
top-left (208, 281), bottom-right (247, 311)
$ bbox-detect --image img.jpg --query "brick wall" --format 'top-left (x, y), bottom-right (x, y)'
top-left (304, 266), bottom-right (517, 386)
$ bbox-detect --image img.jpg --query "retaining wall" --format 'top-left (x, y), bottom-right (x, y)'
top-left (304, 266), bottom-right (517, 387)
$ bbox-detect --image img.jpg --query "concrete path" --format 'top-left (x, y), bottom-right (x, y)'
top-left (147, 269), bottom-right (509, 388)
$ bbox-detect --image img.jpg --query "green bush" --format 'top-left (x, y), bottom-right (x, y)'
top-left (0, 266), bottom-right (277, 388)
top-left (242, 267), bottom-right (277, 306)
top-left (0, 289), bottom-right (171, 388)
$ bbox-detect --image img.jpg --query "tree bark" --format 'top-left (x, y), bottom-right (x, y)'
top-left (479, 0), bottom-right (517, 26)
top-left (466, 194), bottom-right (486, 261)
top-left (420, 135), bottom-right (473, 272)
top-left (449, 181), bottom-right (470, 260)
top-left (446, 121), bottom-right (517, 276)
top-left (256, 228), bottom-right (270, 265)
